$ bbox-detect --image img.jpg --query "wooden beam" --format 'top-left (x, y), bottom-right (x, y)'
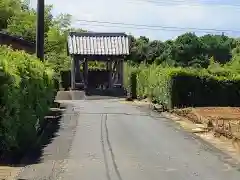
top-left (116, 61), bottom-right (121, 84)
top-left (119, 60), bottom-right (124, 87)
top-left (112, 61), bottom-right (119, 85)
top-left (83, 58), bottom-right (88, 89)
top-left (73, 55), bottom-right (126, 61)
top-left (71, 57), bottom-right (75, 90)
top-left (106, 60), bottom-right (113, 89)
top-left (75, 59), bottom-right (80, 83)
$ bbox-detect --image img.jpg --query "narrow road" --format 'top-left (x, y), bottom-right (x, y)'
top-left (18, 99), bottom-right (240, 180)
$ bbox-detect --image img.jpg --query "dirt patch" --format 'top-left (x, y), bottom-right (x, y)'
top-left (172, 107), bottom-right (240, 154)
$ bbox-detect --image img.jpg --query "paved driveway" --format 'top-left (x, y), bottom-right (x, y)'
top-left (17, 99), bottom-right (240, 180)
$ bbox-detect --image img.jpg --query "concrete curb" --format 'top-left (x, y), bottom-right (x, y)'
top-left (128, 100), bottom-right (209, 133)
top-left (149, 103), bottom-right (208, 133)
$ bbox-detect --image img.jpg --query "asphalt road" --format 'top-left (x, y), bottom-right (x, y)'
top-left (58, 99), bottom-right (240, 180)
top-left (17, 99), bottom-right (240, 180)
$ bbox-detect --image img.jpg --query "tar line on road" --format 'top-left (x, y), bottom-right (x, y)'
top-left (101, 114), bottom-right (123, 180)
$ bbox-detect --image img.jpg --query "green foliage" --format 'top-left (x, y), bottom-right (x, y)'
top-left (88, 61), bottom-right (106, 70)
top-left (0, 0), bottom-right (72, 78)
top-left (2, 0), bottom-right (240, 111)
top-left (224, 41), bottom-right (240, 74)
top-left (0, 0), bottom-right (21, 30)
top-left (171, 73), bottom-right (240, 108)
top-left (45, 52), bottom-right (71, 73)
top-left (172, 33), bottom-right (209, 67)
top-left (6, 4), bottom-right (53, 42)
top-left (1, 0), bottom-right (239, 72)
top-left (126, 35), bottom-right (240, 108)
top-left (125, 63), bottom-right (240, 109)
top-left (0, 46), bottom-right (55, 156)
top-left (6, 9), bottom-right (36, 42)
top-left (201, 34), bottom-right (236, 64)
top-left (129, 33), bottom-right (236, 68)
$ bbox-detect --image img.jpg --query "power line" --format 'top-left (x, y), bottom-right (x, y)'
top-left (74, 22), bottom-right (237, 35)
top-left (136, 0), bottom-right (240, 7)
top-left (73, 22), bottom-right (193, 32)
top-left (72, 19), bottom-right (240, 33)
top-left (124, 0), bottom-right (240, 8)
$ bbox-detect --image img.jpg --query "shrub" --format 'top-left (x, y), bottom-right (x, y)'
top-left (171, 71), bottom-right (240, 108)
top-left (124, 63), bottom-right (240, 109)
top-left (0, 46), bottom-right (56, 157)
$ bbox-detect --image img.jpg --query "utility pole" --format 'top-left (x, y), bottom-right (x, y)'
top-left (36, 0), bottom-right (45, 61)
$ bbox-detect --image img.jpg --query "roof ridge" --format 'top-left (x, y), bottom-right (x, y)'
top-left (69, 32), bottom-right (128, 37)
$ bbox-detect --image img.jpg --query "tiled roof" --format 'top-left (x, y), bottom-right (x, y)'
top-left (67, 32), bottom-right (129, 56)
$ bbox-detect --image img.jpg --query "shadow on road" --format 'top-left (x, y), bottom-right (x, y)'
top-left (19, 117), bottom-right (61, 166)
top-left (85, 88), bottom-right (127, 98)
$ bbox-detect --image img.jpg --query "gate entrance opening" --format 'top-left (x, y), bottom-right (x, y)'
top-left (67, 32), bottom-right (129, 96)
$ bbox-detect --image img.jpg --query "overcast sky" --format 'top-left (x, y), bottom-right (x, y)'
top-left (29, 0), bottom-right (240, 40)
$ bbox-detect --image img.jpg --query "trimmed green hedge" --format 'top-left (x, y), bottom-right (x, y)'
top-left (0, 46), bottom-right (56, 158)
top-left (171, 72), bottom-right (240, 108)
top-left (124, 63), bottom-right (240, 109)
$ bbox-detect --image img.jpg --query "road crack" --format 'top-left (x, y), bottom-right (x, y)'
top-left (101, 114), bottom-right (111, 180)
top-left (101, 114), bottom-right (123, 180)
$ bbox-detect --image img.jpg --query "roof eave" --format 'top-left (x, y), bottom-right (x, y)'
top-left (69, 32), bottom-right (128, 37)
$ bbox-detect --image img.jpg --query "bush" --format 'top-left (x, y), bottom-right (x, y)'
top-left (124, 64), bottom-right (174, 107)
top-left (171, 71), bottom-right (240, 108)
top-left (124, 63), bottom-right (240, 109)
top-left (0, 46), bottom-right (56, 157)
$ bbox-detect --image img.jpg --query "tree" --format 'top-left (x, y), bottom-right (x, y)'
top-left (201, 34), bottom-right (235, 64)
top-left (171, 33), bottom-right (208, 67)
top-left (129, 36), bottom-right (150, 64)
top-left (6, 9), bottom-right (36, 41)
top-left (2, 0), bottom-right (239, 71)
top-left (0, 0), bottom-right (21, 30)
top-left (146, 40), bottom-right (165, 64)
top-left (53, 13), bottom-right (72, 31)
top-left (6, 4), bottom-right (53, 42)
top-left (45, 14), bottom-right (74, 74)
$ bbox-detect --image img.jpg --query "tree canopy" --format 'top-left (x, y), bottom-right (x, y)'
top-left (129, 33), bottom-right (238, 68)
top-left (1, 0), bottom-right (240, 73)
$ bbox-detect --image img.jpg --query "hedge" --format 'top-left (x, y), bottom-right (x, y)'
top-left (124, 63), bottom-right (240, 109)
top-left (0, 46), bottom-right (56, 158)
top-left (171, 71), bottom-right (240, 108)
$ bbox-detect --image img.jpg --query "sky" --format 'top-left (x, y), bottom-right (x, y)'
top-left (29, 0), bottom-right (240, 40)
